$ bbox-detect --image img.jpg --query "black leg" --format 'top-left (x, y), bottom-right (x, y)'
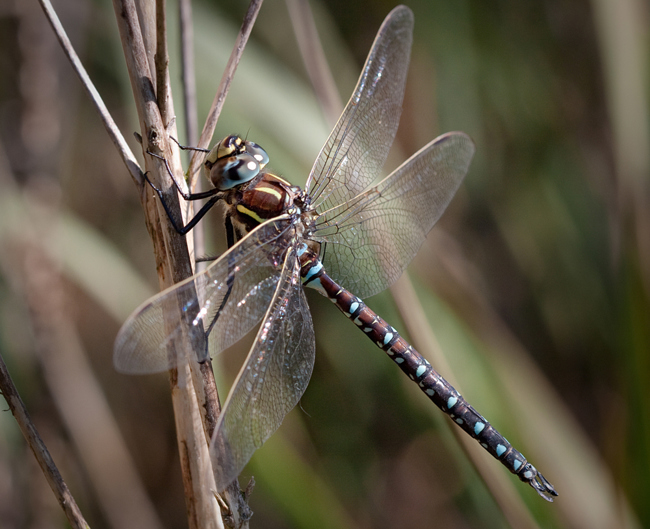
top-left (147, 150), bottom-right (218, 201)
top-left (205, 216), bottom-right (237, 337)
top-left (225, 214), bottom-right (236, 249)
top-left (169, 136), bottom-right (211, 153)
top-left (142, 170), bottom-right (223, 236)
top-left (195, 215), bottom-right (238, 263)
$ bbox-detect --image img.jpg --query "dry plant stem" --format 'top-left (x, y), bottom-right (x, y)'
top-left (177, 0), bottom-right (207, 268)
top-left (155, 0), bottom-right (171, 125)
top-left (390, 275), bottom-right (542, 529)
top-left (179, 0), bottom-right (198, 147)
top-left (112, 0), bottom-right (222, 527)
top-left (188, 0), bottom-right (264, 184)
top-left (0, 354), bottom-right (89, 529)
top-left (37, 0), bottom-right (142, 185)
top-left (151, 0), bottom-right (223, 476)
top-left (149, 0), bottom-right (198, 270)
top-left (135, 0), bottom-right (158, 91)
top-left (285, 0), bottom-right (341, 128)
top-left (173, 1), bottom-right (253, 523)
top-left (151, 0), bottom-right (221, 439)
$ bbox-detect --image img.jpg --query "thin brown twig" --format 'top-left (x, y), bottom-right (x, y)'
top-left (134, 0), bottom-right (157, 90)
top-left (179, 0), bottom-right (198, 148)
top-left (155, 0), bottom-right (171, 125)
top-left (0, 353), bottom-right (90, 529)
top-left (152, 0), bottom-right (225, 485)
top-left (175, 1), bottom-right (256, 523)
top-left (285, 0), bottom-right (342, 128)
top-left (151, 0), bottom-right (194, 260)
top-left (177, 0), bottom-right (207, 268)
top-left (188, 0), bottom-right (264, 184)
top-left (38, 0), bottom-right (247, 525)
top-left (37, 0), bottom-right (143, 185)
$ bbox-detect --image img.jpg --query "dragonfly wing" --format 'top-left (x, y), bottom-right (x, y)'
top-left (312, 132), bottom-right (475, 299)
top-left (305, 5), bottom-right (413, 212)
top-left (113, 218), bottom-right (295, 374)
top-left (210, 245), bottom-right (315, 490)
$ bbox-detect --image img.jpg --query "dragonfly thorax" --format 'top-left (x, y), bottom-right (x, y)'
top-left (205, 136), bottom-right (316, 242)
top-left (227, 171), bottom-right (302, 233)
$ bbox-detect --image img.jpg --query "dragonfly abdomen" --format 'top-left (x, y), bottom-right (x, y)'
top-left (300, 250), bottom-right (556, 499)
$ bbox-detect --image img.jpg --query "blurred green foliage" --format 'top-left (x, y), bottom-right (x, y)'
top-left (0, 0), bottom-right (648, 527)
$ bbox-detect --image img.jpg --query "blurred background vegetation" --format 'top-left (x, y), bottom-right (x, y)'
top-left (0, 0), bottom-right (648, 527)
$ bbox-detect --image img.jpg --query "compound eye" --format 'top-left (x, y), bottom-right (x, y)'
top-left (215, 135), bottom-right (245, 160)
top-left (245, 141), bottom-right (269, 168)
top-left (209, 152), bottom-right (260, 190)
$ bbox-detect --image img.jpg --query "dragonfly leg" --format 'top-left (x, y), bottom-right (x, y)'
top-left (204, 216), bottom-right (237, 337)
top-left (146, 150), bottom-right (218, 201)
top-left (142, 153), bottom-right (225, 235)
top-left (169, 135), bottom-right (211, 153)
top-left (143, 169), bottom-right (223, 235)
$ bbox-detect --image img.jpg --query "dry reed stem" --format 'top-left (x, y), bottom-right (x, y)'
top-left (187, 0), bottom-right (264, 183)
top-left (176, 0), bottom-right (206, 261)
top-left (179, 0), bottom-right (199, 148)
top-left (0, 354), bottom-right (89, 529)
top-left (41, 0), bottom-right (258, 522)
top-left (285, 0), bottom-right (341, 128)
top-left (38, 0), bottom-right (143, 185)
top-left (111, 0), bottom-right (223, 526)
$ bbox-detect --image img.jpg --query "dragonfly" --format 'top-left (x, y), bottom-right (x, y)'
top-left (114, 5), bottom-right (557, 501)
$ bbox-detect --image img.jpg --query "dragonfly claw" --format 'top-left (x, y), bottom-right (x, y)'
top-left (522, 464), bottom-right (558, 502)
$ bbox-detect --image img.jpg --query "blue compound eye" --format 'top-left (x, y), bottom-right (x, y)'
top-left (202, 136), bottom-right (269, 190)
top-left (245, 141), bottom-right (269, 169)
top-left (208, 152), bottom-right (260, 190)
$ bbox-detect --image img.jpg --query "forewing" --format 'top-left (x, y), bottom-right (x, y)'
top-left (113, 218), bottom-right (294, 374)
top-left (305, 6), bottom-right (413, 212)
top-left (312, 132), bottom-right (475, 299)
top-left (210, 246), bottom-right (315, 490)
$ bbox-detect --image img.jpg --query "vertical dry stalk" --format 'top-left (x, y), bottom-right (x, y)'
top-left (187, 0), bottom-right (263, 183)
top-left (111, 0), bottom-right (223, 526)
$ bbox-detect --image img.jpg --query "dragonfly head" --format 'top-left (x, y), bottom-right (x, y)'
top-left (203, 135), bottom-right (270, 190)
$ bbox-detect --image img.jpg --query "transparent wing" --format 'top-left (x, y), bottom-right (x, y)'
top-left (304, 5), bottom-right (413, 213)
top-left (312, 132), bottom-right (475, 299)
top-left (210, 246), bottom-right (315, 491)
top-left (113, 218), bottom-right (295, 374)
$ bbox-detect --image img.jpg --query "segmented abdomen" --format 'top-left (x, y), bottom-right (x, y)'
top-left (300, 250), bottom-right (555, 498)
